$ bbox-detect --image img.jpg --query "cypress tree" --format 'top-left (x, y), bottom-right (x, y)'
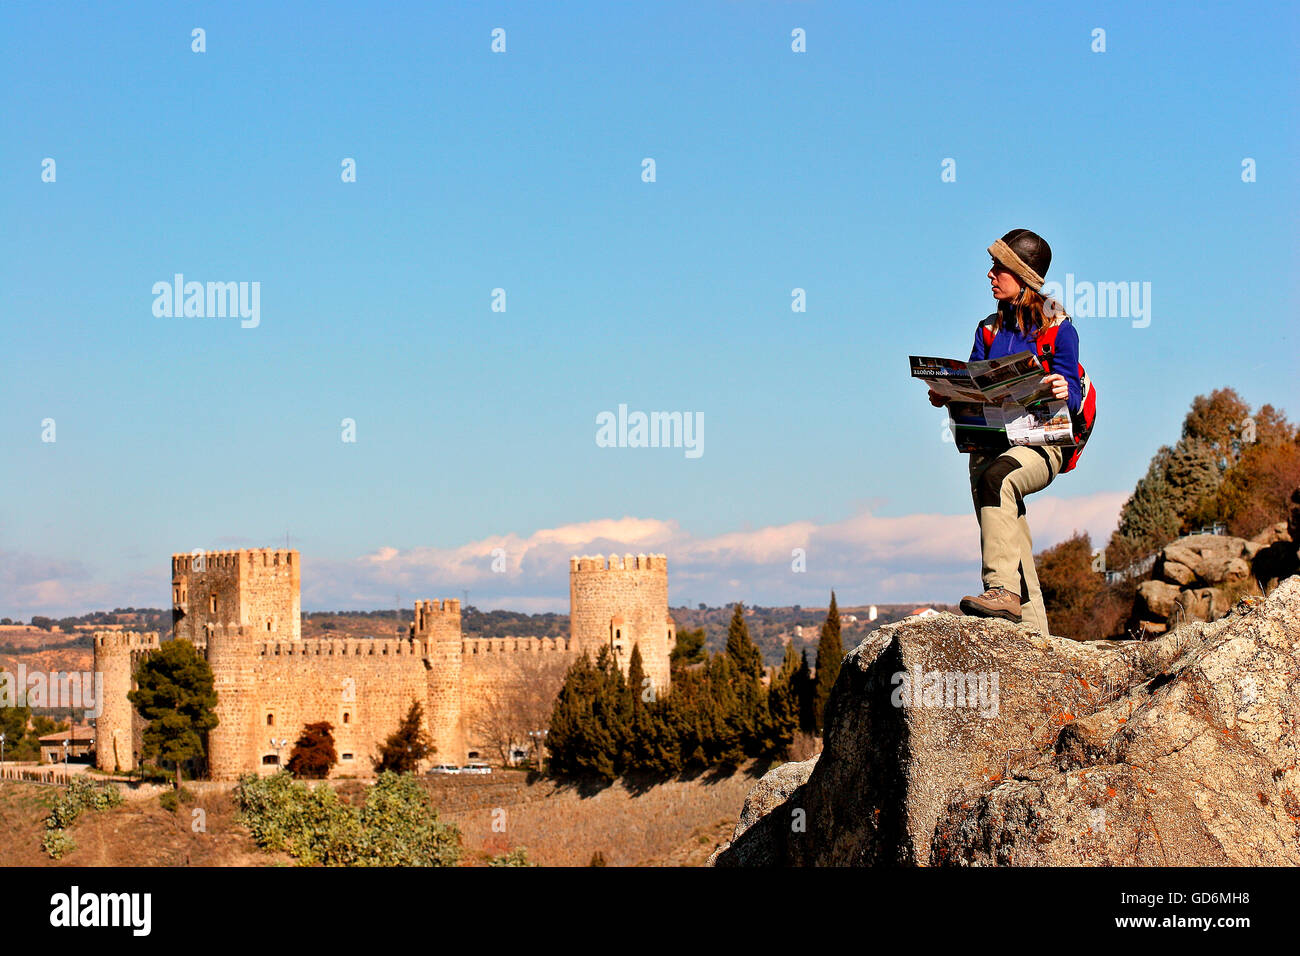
top-left (764, 642), bottom-right (801, 756)
top-left (813, 592), bottom-right (843, 735)
top-left (624, 644), bottom-right (649, 771)
top-left (795, 649), bottom-right (816, 734)
top-left (626, 644), bottom-right (647, 719)
top-left (594, 645), bottom-right (630, 778)
top-left (723, 603), bottom-right (768, 756)
top-left (708, 653), bottom-right (744, 765)
top-left (547, 653), bottom-right (618, 780)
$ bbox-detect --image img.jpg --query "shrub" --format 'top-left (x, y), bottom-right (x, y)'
top-left (235, 770), bottom-right (459, 867)
top-left (42, 829), bottom-right (77, 860)
top-left (48, 776), bottom-right (124, 829)
top-left (159, 786), bottom-right (193, 814)
top-left (42, 777), bottom-right (124, 858)
top-left (357, 772), bottom-right (460, 867)
top-left (488, 847), bottom-right (535, 867)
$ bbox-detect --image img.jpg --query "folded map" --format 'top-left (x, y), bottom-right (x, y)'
top-left (910, 350), bottom-right (1077, 452)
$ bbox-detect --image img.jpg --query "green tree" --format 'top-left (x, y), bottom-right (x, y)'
top-left (795, 650), bottom-right (816, 734)
top-left (546, 650), bottom-right (624, 781)
top-left (813, 593), bottom-right (843, 734)
top-left (1164, 438), bottom-right (1224, 532)
top-left (626, 644), bottom-right (647, 720)
top-left (670, 627), bottom-right (707, 667)
top-left (0, 668), bottom-right (34, 759)
top-left (1109, 445), bottom-right (1182, 565)
top-left (765, 641), bottom-right (801, 756)
top-left (373, 701), bottom-right (434, 774)
top-left (127, 639), bottom-right (218, 789)
top-left (723, 603), bottom-right (768, 756)
top-left (286, 721), bottom-right (338, 779)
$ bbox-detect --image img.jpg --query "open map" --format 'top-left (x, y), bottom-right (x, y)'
top-left (910, 350), bottom-right (1077, 452)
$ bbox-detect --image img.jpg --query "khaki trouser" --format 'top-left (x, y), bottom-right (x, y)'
top-left (967, 444), bottom-right (1064, 637)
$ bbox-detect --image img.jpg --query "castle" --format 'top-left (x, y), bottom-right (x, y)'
top-left (93, 549), bottom-right (676, 778)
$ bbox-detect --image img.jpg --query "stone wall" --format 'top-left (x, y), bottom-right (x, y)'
top-left (91, 630), bottom-right (159, 773)
top-left (97, 548), bottom-right (677, 777)
top-left (172, 549), bottom-right (300, 645)
top-left (569, 553), bottom-right (675, 695)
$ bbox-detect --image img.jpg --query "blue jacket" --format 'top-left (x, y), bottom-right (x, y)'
top-left (969, 315), bottom-right (1083, 414)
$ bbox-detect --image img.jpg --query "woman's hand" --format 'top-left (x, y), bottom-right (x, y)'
top-left (928, 388), bottom-right (949, 407)
top-left (1041, 373), bottom-right (1069, 401)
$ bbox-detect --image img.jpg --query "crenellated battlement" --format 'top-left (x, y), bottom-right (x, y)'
top-left (413, 598), bottom-right (460, 615)
top-left (256, 638), bottom-right (432, 659)
top-left (93, 630), bottom-right (161, 652)
top-left (462, 636), bottom-right (571, 655)
top-left (171, 548), bottom-right (297, 575)
top-left (570, 552), bottom-right (668, 573)
top-left (411, 597), bottom-right (461, 642)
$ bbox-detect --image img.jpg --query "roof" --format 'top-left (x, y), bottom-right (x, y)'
top-left (38, 725), bottom-right (95, 744)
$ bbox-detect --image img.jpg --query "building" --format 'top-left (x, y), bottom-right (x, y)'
top-left (39, 724), bottom-right (95, 764)
top-left (94, 549), bottom-right (676, 778)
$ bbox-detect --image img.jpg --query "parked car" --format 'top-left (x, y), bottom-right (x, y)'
top-left (460, 762), bottom-right (492, 775)
top-left (425, 764), bottom-right (460, 775)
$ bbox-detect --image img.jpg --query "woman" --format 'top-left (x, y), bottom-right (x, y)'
top-left (928, 228), bottom-right (1081, 635)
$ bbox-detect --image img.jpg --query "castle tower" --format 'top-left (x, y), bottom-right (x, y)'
top-left (413, 599), bottom-right (465, 765)
top-left (91, 630), bottom-right (160, 772)
top-left (206, 622), bottom-right (259, 780)
top-left (569, 553), bottom-right (676, 696)
top-left (172, 549), bottom-right (300, 646)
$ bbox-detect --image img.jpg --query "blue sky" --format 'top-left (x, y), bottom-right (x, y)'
top-left (2, 1), bottom-right (1296, 616)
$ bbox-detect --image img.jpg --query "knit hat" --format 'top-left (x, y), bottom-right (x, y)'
top-left (988, 228), bottom-right (1052, 293)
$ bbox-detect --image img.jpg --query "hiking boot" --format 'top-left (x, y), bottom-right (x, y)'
top-left (960, 586), bottom-right (1022, 622)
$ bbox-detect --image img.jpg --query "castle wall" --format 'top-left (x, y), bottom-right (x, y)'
top-left (460, 637), bottom-right (575, 756)
top-left (172, 549), bottom-right (300, 645)
top-left (250, 640), bottom-right (429, 777)
top-left (100, 547), bottom-right (676, 777)
top-left (92, 631), bottom-right (160, 772)
top-left (570, 553), bottom-right (675, 696)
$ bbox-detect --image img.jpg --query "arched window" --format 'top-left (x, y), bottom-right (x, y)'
top-left (343, 712), bottom-right (351, 725)
top-left (266, 714), bottom-right (274, 726)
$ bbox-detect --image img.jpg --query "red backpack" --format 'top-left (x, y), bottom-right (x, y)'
top-left (979, 315), bottom-right (1097, 473)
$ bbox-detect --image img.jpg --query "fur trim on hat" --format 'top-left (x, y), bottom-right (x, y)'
top-left (988, 238), bottom-right (1045, 293)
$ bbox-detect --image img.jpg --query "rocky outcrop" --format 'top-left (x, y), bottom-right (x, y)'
top-left (1134, 517), bottom-right (1297, 634)
top-left (710, 575), bottom-right (1300, 867)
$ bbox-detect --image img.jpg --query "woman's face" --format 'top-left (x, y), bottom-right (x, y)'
top-left (988, 259), bottom-right (1023, 300)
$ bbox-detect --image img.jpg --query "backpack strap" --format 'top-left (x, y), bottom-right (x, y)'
top-left (1032, 315), bottom-right (1070, 373)
top-left (979, 314), bottom-right (997, 350)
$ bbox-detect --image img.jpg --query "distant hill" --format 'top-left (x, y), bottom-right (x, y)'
top-left (4, 603), bottom-right (959, 670)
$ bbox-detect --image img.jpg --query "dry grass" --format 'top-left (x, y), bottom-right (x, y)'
top-left (2, 761), bottom-right (767, 867)
top-left (0, 781), bottom-right (288, 867)
top-left (425, 763), bottom-right (766, 866)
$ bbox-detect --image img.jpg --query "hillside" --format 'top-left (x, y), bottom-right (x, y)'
top-left (0, 764), bottom-right (761, 867)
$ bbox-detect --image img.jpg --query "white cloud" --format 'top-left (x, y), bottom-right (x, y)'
top-left (1, 491), bottom-right (1129, 618)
